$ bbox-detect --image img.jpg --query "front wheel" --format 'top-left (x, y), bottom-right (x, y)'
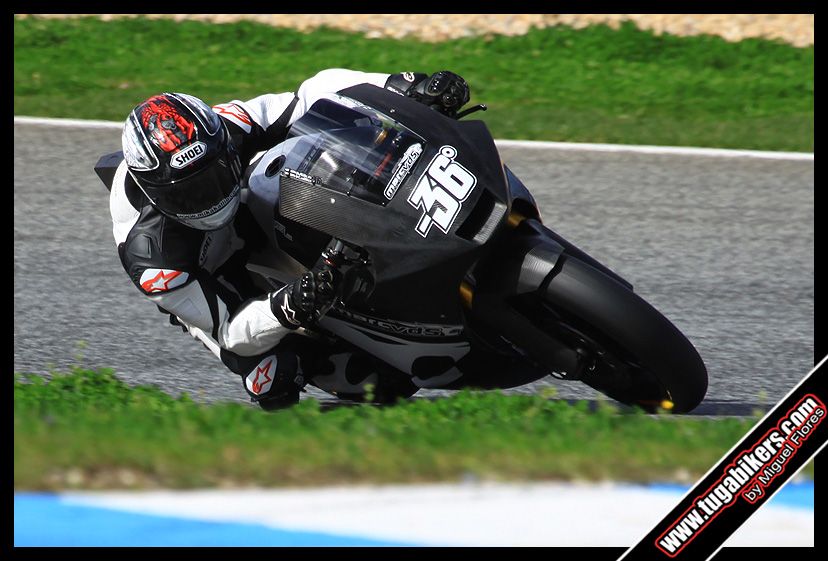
top-left (528, 255), bottom-right (708, 413)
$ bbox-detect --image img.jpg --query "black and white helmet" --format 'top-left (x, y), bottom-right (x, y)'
top-left (122, 92), bottom-right (243, 230)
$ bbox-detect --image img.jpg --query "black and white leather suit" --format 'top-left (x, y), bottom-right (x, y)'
top-left (109, 69), bottom-right (464, 408)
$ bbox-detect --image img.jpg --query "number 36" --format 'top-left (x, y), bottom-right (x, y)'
top-left (408, 145), bottom-right (477, 237)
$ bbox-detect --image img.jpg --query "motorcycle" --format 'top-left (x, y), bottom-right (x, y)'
top-left (97, 84), bottom-right (708, 413)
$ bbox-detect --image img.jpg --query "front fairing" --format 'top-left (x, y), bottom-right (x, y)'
top-left (246, 85), bottom-right (513, 323)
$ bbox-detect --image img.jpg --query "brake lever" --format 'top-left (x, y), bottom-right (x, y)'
top-left (456, 104), bottom-right (488, 120)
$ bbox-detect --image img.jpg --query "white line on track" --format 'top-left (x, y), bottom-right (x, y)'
top-left (15, 115), bottom-right (814, 161)
top-left (494, 139), bottom-right (814, 161)
top-left (15, 116), bottom-right (123, 129)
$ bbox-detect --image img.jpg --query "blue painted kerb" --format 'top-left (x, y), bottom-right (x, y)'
top-left (14, 494), bottom-right (417, 547)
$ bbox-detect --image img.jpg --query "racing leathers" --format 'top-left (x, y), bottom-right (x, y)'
top-left (109, 69), bottom-right (469, 409)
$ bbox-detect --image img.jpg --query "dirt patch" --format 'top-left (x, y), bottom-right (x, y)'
top-left (18, 14), bottom-right (813, 46)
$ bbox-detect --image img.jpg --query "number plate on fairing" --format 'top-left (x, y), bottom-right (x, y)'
top-left (407, 145), bottom-right (477, 237)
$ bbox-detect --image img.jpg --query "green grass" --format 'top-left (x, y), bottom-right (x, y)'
top-left (16, 367), bottom-right (803, 491)
top-left (13, 16), bottom-right (813, 151)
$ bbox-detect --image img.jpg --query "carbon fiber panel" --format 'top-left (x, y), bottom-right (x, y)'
top-left (278, 175), bottom-right (382, 245)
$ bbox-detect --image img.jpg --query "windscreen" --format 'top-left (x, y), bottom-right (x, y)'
top-left (285, 96), bottom-right (426, 205)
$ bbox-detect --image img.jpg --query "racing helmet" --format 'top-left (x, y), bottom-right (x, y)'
top-left (122, 92), bottom-right (243, 230)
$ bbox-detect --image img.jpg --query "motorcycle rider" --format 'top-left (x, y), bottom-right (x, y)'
top-left (110, 68), bottom-right (471, 409)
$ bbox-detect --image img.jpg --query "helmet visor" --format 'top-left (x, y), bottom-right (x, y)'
top-left (136, 153), bottom-right (241, 221)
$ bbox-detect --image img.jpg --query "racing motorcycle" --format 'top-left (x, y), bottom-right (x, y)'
top-left (99, 84), bottom-right (709, 413)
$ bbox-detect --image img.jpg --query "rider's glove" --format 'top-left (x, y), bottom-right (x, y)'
top-left (409, 71), bottom-right (471, 118)
top-left (270, 267), bottom-right (341, 329)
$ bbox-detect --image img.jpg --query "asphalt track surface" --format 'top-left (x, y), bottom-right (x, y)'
top-left (13, 122), bottom-right (814, 415)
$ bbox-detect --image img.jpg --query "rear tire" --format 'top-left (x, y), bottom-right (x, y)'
top-left (536, 255), bottom-right (707, 413)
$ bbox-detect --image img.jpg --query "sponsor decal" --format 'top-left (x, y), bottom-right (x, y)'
top-left (198, 233), bottom-right (213, 265)
top-left (384, 143), bottom-right (422, 200)
top-left (403, 72), bottom-right (416, 82)
top-left (407, 145), bottom-right (477, 237)
top-left (139, 269), bottom-right (189, 293)
top-left (318, 93), bottom-right (371, 111)
top-left (331, 308), bottom-right (464, 339)
top-left (212, 102), bottom-right (253, 133)
top-left (140, 95), bottom-right (194, 153)
top-left (246, 356), bottom-right (276, 395)
top-left (177, 185), bottom-right (239, 219)
top-left (170, 141), bottom-right (207, 169)
top-left (280, 168), bottom-right (321, 185)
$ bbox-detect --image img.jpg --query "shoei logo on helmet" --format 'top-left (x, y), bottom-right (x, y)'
top-left (170, 141), bottom-right (207, 169)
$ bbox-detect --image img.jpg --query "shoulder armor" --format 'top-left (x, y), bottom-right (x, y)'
top-left (213, 102), bottom-right (254, 134)
top-left (120, 207), bottom-right (204, 294)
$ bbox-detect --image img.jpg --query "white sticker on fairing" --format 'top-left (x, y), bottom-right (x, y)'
top-left (403, 72), bottom-right (416, 82)
top-left (407, 145), bottom-right (477, 237)
top-left (246, 355), bottom-right (277, 395)
top-left (170, 141), bottom-right (207, 169)
top-left (384, 143), bottom-right (422, 200)
top-left (139, 269), bottom-right (189, 293)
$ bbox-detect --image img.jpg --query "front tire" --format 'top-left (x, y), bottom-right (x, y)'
top-left (534, 255), bottom-right (708, 413)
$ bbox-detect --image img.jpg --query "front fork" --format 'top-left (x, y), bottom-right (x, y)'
top-left (461, 216), bottom-right (593, 380)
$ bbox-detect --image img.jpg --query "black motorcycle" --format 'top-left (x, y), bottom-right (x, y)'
top-left (98, 85), bottom-right (708, 413)
top-left (243, 84), bottom-right (707, 413)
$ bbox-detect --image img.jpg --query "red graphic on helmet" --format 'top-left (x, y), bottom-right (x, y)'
top-left (140, 95), bottom-right (195, 153)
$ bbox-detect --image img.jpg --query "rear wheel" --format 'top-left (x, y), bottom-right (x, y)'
top-left (522, 255), bottom-right (707, 413)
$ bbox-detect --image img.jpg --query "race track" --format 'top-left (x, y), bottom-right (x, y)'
top-left (13, 121), bottom-right (814, 415)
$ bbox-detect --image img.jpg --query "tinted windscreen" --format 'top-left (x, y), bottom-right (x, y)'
top-left (286, 96), bottom-right (426, 205)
